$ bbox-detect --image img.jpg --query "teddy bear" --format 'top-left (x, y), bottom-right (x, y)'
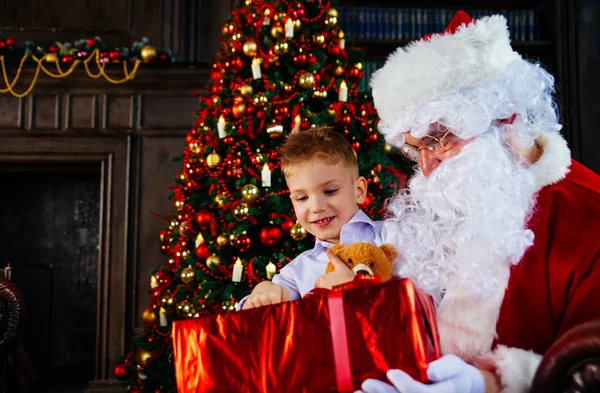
top-left (325, 242), bottom-right (398, 282)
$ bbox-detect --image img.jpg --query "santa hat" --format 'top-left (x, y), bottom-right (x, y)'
top-left (371, 11), bottom-right (521, 145)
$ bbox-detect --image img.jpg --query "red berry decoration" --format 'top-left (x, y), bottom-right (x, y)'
top-left (114, 362), bottom-right (130, 379)
top-left (128, 386), bottom-right (142, 393)
top-left (260, 224), bottom-right (283, 246)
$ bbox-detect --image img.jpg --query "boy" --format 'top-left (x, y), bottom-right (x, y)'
top-left (241, 127), bottom-right (384, 310)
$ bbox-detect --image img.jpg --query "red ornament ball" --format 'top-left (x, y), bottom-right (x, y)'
top-left (48, 44), bottom-right (58, 53)
top-left (328, 46), bottom-right (341, 56)
top-left (128, 386), bottom-right (142, 393)
top-left (293, 54), bottom-right (308, 67)
top-left (281, 217), bottom-right (294, 233)
top-left (234, 234), bottom-right (252, 253)
top-left (0, 42), bottom-right (6, 49)
top-left (223, 136), bottom-right (234, 145)
top-left (114, 362), bottom-right (130, 379)
top-left (109, 50), bottom-right (120, 60)
top-left (195, 243), bottom-right (211, 260)
top-left (260, 224), bottom-right (283, 246)
top-left (352, 141), bottom-right (361, 150)
top-left (5, 37), bottom-right (15, 46)
top-left (87, 38), bottom-right (96, 47)
top-left (195, 209), bottom-right (213, 230)
top-left (61, 55), bottom-right (74, 64)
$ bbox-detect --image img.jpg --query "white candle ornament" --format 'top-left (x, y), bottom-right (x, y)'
top-left (262, 163), bottom-right (272, 187)
top-left (285, 18), bottom-right (294, 38)
top-left (150, 275), bottom-right (158, 289)
top-left (263, 9), bottom-right (271, 26)
top-left (339, 31), bottom-right (345, 49)
top-left (232, 257), bottom-right (244, 282)
top-left (217, 115), bottom-right (226, 138)
top-left (338, 80), bottom-right (348, 102)
top-left (159, 307), bottom-right (168, 326)
top-left (266, 262), bottom-right (277, 280)
top-left (292, 115), bottom-right (301, 134)
top-left (251, 58), bottom-right (262, 80)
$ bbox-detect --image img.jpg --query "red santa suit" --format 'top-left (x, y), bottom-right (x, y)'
top-left (437, 132), bottom-right (600, 392)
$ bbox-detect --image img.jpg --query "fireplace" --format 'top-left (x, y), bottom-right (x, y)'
top-left (0, 136), bottom-right (132, 393)
top-left (0, 163), bottom-right (100, 390)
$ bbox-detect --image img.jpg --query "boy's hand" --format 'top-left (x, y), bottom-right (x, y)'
top-left (242, 281), bottom-right (290, 310)
top-left (314, 248), bottom-right (355, 289)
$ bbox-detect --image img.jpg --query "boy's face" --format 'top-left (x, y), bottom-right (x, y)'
top-left (286, 160), bottom-right (367, 244)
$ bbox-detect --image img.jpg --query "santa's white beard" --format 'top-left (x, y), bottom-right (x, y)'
top-left (383, 132), bottom-right (538, 302)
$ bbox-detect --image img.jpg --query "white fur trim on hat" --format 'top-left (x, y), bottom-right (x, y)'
top-left (530, 131), bottom-right (571, 190)
top-left (371, 15), bottom-right (520, 143)
top-left (475, 345), bottom-right (542, 393)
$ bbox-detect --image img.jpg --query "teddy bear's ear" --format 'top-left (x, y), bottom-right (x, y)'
top-left (380, 244), bottom-right (398, 262)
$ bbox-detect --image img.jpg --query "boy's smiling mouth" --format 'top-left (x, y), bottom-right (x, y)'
top-left (311, 216), bottom-right (335, 227)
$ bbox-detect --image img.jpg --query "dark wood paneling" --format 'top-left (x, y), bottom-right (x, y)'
top-left (30, 94), bottom-right (60, 130)
top-left (140, 94), bottom-right (196, 129)
top-left (0, 96), bottom-right (22, 128)
top-left (68, 94), bottom-right (98, 129)
top-left (105, 95), bottom-right (135, 130)
top-left (577, 0), bottom-right (600, 174)
top-left (134, 136), bottom-right (184, 328)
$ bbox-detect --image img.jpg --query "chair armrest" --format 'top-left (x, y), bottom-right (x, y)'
top-left (531, 320), bottom-right (600, 393)
top-left (0, 277), bottom-right (26, 358)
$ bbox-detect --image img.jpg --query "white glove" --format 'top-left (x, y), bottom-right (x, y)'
top-left (359, 354), bottom-right (485, 393)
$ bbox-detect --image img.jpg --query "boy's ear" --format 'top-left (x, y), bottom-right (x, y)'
top-left (355, 176), bottom-right (367, 204)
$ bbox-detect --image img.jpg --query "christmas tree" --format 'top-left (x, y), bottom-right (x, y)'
top-left (116, 1), bottom-right (400, 391)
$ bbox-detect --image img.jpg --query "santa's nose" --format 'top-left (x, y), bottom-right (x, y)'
top-left (418, 150), bottom-right (441, 177)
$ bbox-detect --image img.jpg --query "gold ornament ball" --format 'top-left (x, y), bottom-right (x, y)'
top-left (253, 93), bottom-right (268, 107)
top-left (141, 307), bottom-right (157, 325)
top-left (206, 152), bottom-right (222, 168)
top-left (45, 53), bottom-right (58, 63)
top-left (327, 8), bottom-right (339, 18)
top-left (216, 234), bottom-right (229, 247)
top-left (290, 222), bottom-right (307, 241)
top-left (240, 84), bottom-right (254, 96)
top-left (312, 34), bottom-right (326, 45)
top-left (233, 201), bottom-right (250, 221)
top-left (135, 348), bottom-right (153, 367)
top-left (241, 184), bottom-right (260, 202)
top-left (206, 254), bottom-right (221, 268)
top-left (232, 102), bottom-right (247, 118)
top-left (383, 143), bottom-right (393, 153)
top-left (180, 266), bottom-right (196, 284)
top-left (271, 25), bottom-right (284, 38)
top-left (215, 193), bottom-right (228, 206)
top-left (140, 45), bottom-right (158, 63)
top-left (176, 300), bottom-right (196, 318)
top-left (334, 66), bottom-right (344, 76)
top-left (242, 40), bottom-right (258, 57)
top-left (298, 72), bottom-right (315, 89)
top-left (274, 42), bottom-right (289, 55)
top-left (294, 19), bottom-right (302, 31)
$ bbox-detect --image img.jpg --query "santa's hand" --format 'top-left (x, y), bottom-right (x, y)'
top-left (361, 355), bottom-right (485, 393)
top-left (314, 248), bottom-right (355, 289)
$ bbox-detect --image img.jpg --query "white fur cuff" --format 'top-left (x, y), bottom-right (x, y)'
top-left (475, 345), bottom-right (542, 393)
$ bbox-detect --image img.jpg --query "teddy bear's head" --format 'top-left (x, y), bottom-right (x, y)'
top-left (325, 242), bottom-right (398, 282)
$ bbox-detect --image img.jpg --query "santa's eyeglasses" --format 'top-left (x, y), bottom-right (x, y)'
top-left (399, 129), bottom-right (453, 162)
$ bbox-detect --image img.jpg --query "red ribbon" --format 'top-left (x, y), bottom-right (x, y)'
top-left (328, 291), bottom-right (353, 393)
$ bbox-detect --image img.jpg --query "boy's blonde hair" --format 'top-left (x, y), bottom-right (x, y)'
top-left (279, 126), bottom-right (358, 177)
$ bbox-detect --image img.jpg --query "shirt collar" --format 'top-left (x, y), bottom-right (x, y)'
top-left (308, 209), bottom-right (376, 255)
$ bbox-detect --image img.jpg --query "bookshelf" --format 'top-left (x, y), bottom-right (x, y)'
top-left (337, 1), bottom-right (559, 93)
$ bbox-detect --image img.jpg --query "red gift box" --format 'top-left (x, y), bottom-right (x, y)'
top-left (172, 277), bottom-right (440, 393)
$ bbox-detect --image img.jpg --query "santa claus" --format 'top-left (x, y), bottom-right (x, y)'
top-left (359, 10), bottom-right (600, 393)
